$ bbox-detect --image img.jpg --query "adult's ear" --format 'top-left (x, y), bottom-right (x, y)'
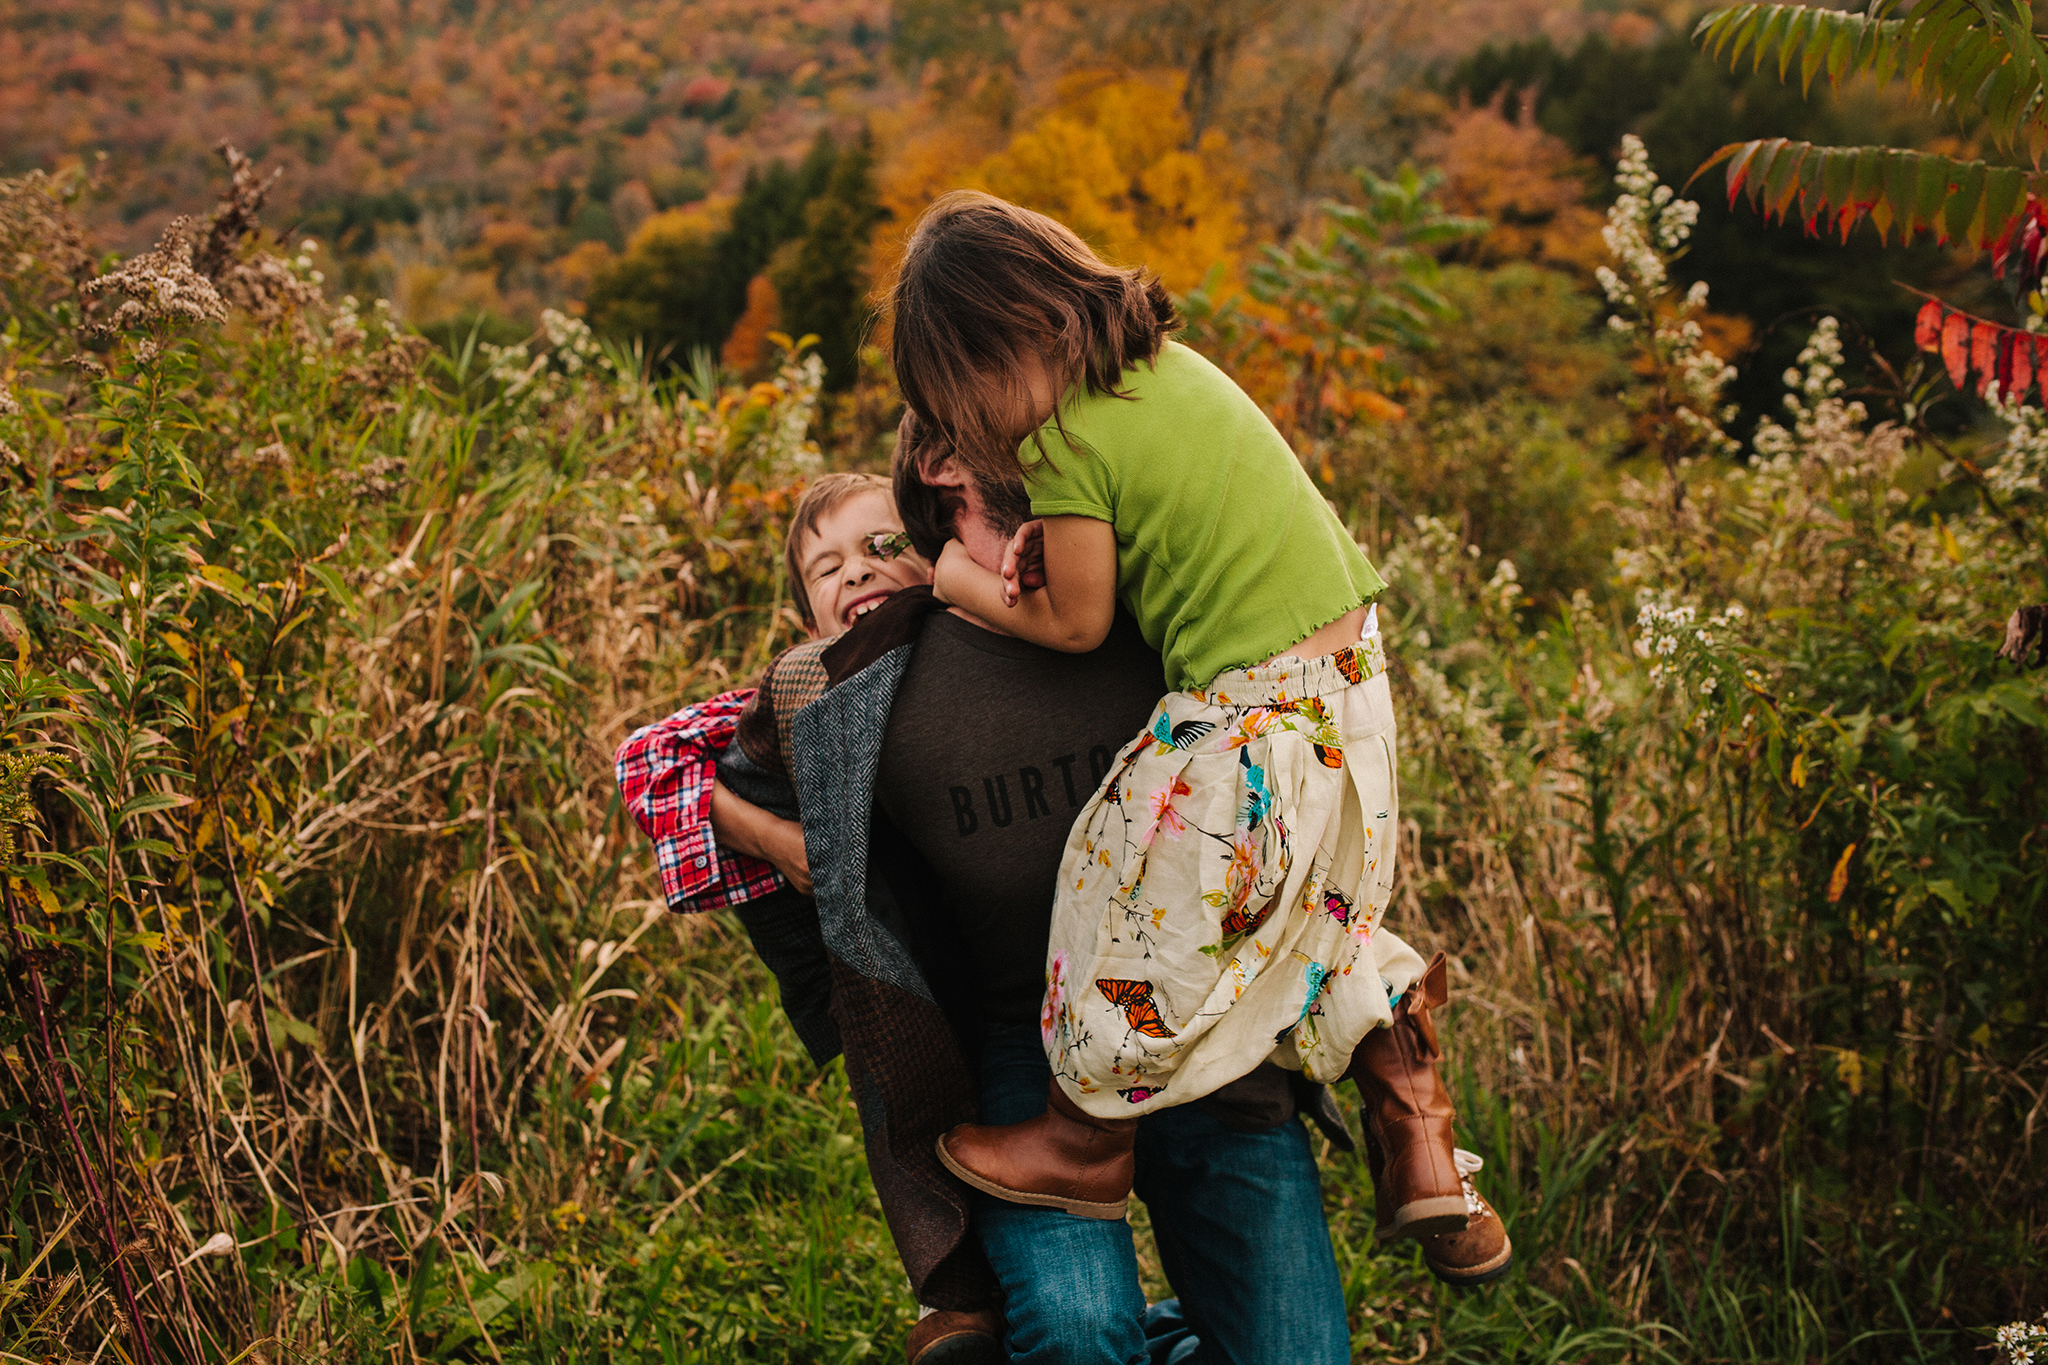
top-left (890, 444), bottom-right (954, 562)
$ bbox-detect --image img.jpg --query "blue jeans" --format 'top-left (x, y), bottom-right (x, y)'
top-left (970, 1024), bottom-right (1350, 1365)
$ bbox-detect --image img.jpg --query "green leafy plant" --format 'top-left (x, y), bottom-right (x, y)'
top-left (1694, 1), bottom-right (2048, 245)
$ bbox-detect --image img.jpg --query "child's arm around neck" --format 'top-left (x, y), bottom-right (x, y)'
top-left (932, 514), bottom-right (1118, 654)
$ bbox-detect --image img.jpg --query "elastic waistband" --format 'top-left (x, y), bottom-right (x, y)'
top-left (1190, 632), bottom-right (1386, 707)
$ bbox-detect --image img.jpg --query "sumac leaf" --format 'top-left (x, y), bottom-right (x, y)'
top-left (1942, 312), bottom-right (1972, 386)
top-left (1971, 321), bottom-right (2001, 392)
top-left (1915, 154), bottom-right (1954, 238)
top-left (1946, 161), bottom-right (1987, 243)
top-left (1915, 300), bottom-right (1945, 351)
top-left (2009, 330), bottom-right (2035, 399)
top-left (1884, 150), bottom-right (1920, 242)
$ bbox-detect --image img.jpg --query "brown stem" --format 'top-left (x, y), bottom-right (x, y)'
top-left (218, 832), bottom-right (325, 1295)
top-left (0, 875), bottom-right (159, 1365)
top-left (470, 752), bottom-right (503, 1181)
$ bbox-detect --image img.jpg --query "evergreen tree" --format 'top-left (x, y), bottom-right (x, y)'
top-left (587, 131), bottom-right (840, 371)
top-left (773, 128), bottom-right (889, 390)
top-left (707, 132), bottom-right (839, 343)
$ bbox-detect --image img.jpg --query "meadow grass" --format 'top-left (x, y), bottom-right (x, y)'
top-left (0, 163), bottom-right (2041, 1365)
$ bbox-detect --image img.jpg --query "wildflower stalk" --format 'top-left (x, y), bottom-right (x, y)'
top-left (219, 825), bottom-right (324, 1286)
top-left (0, 873), bottom-right (158, 1365)
top-left (1596, 134), bottom-right (1739, 520)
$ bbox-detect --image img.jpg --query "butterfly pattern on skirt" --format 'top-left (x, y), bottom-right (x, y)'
top-left (1274, 954), bottom-right (1331, 1045)
top-left (1096, 977), bottom-right (1177, 1039)
top-left (1046, 638), bottom-right (1398, 1111)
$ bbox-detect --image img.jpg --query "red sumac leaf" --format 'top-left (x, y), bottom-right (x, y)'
top-left (2009, 331), bottom-right (2035, 399)
top-left (1914, 300), bottom-right (1945, 351)
top-left (1942, 313), bottom-right (1972, 387)
top-left (1971, 322), bottom-right (2001, 394)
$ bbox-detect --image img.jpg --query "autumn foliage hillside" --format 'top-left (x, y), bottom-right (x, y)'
top-left (0, 0), bottom-right (894, 262)
top-left (2, 0), bottom-right (1624, 336)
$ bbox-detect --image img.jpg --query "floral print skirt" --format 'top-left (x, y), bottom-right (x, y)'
top-left (1042, 633), bottom-right (1416, 1118)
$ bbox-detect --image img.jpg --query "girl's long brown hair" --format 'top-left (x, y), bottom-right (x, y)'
top-left (890, 190), bottom-right (1179, 486)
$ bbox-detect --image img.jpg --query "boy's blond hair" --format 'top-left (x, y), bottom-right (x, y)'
top-left (784, 472), bottom-right (894, 630)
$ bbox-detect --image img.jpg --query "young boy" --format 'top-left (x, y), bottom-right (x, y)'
top-left (617, 470), bottom-right (929, 919)
top-left (614, 469), bottom-right (1009, 1365)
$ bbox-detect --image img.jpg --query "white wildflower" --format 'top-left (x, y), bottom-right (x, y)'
top-left (1985, 387), bottom-right (2048, 497)
top-left (1999, 1315), bottom-right (2048, 1365)
top-left (1600, 135), bottom-right (1738, 456)
top-left (1486, 557), bottom-right (1521, 614)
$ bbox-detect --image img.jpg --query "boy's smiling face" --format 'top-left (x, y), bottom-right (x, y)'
top-left (800, 488), bottom-right (932, 634)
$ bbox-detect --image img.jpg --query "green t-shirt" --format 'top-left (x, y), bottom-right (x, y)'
top-left (1023, 340), bottom-right (1386, 692)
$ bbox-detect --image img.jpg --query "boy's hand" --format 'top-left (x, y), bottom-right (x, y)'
top-left (764, 819), bottom-right (812, 897)
top-left (1001, 519), bottom-right (1046, 607)
top-left (711, 778), bottom-right (813, 896)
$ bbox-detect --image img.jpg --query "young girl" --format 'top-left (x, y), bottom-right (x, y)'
top-left (896, 191), bottom-right (1483, 1251)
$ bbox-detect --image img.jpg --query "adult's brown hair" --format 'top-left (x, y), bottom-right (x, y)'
top-left (891, 408), bottom-right (1034, 562)
top-left (889, 190), bottom-right (1179, 487)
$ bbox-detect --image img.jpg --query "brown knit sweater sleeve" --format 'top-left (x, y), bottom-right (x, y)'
top-left (734, 638), bottom-right (833, 778)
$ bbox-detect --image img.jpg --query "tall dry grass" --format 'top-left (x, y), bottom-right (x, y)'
top-left (0, 145), bottom-right (2042, 1365)
top-left (0, 163), bottom-right (881, 1361)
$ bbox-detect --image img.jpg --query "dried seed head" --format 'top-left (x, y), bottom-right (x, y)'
top-left (81, 218), bottom-right (228, 332)
top-left (0, 169), bottom-right (95, 290)
top-left (193, 142), bottom-right (282, 281)
top-left (1999, 604), bottom-right (2048, 669)
top-left (218, 251), bottom-right (321, 324)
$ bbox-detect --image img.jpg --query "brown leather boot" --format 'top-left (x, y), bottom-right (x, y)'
top-left (1418, 1149), bottom-right (1514, 1287)
top-left (1344, 952), bottom-right (1469, 1241)
top-left (1364, 1133), bottom-right (1514, 1284)
top-left (905, 1306), bottom-right (1005, 1364)
top-left (935, 1078), bottom-right (1136, 1220)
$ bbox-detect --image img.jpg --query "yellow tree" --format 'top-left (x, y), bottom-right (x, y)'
top-left (968, 72), bottom-right (1246, 292)
top-left (876, 72), bottom-right (1247, 298)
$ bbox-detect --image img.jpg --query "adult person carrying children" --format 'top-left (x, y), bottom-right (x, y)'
top-left (620, 314), bottom-right (1513, 1361)
top-left (622, 447), bottom-right (1508, 1363)
top-left (710, 435), bottom-right (1510, 1362)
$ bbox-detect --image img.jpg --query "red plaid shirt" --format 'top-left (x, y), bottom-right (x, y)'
top-left (615, 689), bottom-right (784, 912)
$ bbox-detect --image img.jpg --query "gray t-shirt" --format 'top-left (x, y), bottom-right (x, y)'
top-left (875, 609), bottom-right (1165, 1025)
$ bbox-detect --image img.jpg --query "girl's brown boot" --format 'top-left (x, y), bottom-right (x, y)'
top-left (1417, 1149), bottom-right (1515, 1286)
top-left (1343, 951), bottom-right (1470, 1241)
top-left (935, 1079), bottom-right (1136, 1220)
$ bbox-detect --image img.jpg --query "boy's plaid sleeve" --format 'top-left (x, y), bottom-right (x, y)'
top-left (615, 689), bottom-right (786, 912)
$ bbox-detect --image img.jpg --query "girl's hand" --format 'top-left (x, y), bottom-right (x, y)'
top-left (932, 539), bottom-right (975, 606)
top-left (1001, 519), bottom-right (1046, 607)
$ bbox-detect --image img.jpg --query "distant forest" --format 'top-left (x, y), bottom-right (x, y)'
top-left (0, 0), bottom-right (2013, 409)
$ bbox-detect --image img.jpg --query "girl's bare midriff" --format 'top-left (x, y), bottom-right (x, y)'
top-left (1266, 603), bottom-right (1373, 667)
